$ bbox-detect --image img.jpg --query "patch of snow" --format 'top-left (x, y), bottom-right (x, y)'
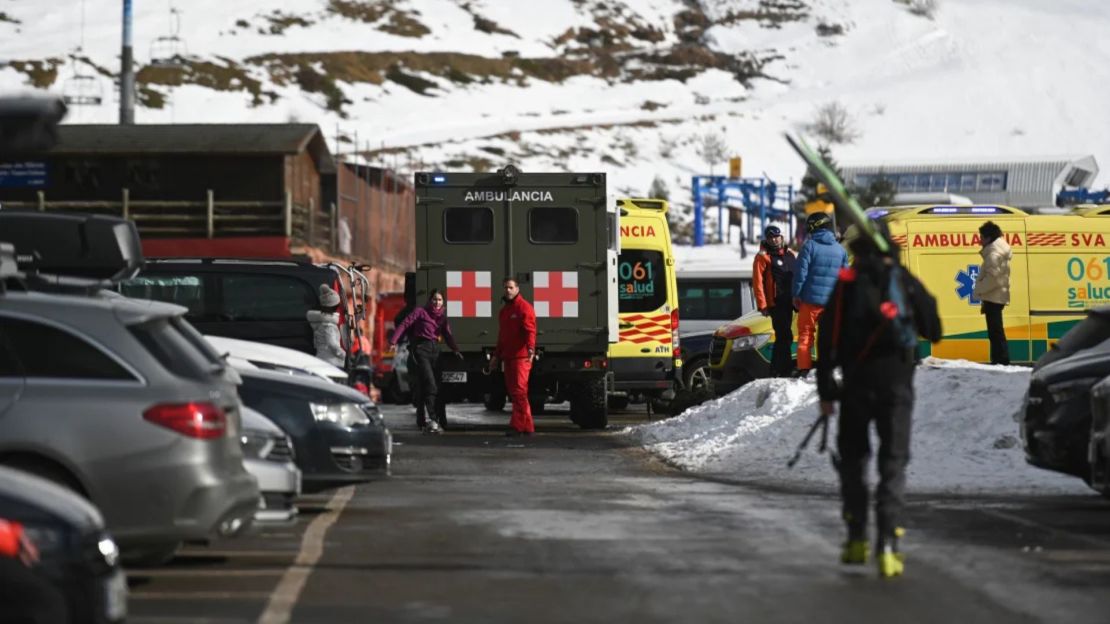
top-left (628, 358), bottom-right (1091, 496)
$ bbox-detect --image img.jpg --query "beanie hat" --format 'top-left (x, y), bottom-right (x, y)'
top-left (318, 284), bottom-right (341, 307)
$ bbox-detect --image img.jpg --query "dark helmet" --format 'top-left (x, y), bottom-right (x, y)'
top-left (763, 225), bottom-right (782, 240)
top-left (806, 212), bottom-right (832, 232)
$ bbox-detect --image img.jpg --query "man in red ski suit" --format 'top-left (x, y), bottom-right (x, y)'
top-left (490, 277), bottom-right (537, 436)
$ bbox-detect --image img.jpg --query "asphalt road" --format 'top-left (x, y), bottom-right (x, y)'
top-left (127, 402), bottom-right (1110, 624)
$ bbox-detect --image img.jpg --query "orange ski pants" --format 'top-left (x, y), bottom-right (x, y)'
top-left (796, 302), bottom-right (824, 371)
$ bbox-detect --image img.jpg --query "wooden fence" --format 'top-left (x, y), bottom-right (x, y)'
top-left (1, 189), bottom-right (339, 251)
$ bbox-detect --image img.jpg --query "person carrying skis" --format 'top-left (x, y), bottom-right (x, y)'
top-left (973, 221), bottom-right (1012, 365)
top-left (816, 221), bottom-right (942, 579)
top-left (389, 289), bottom-right (462, 433)
top-left (791, 212), bottom-right (848, 376)
top-left (753, 225), bottom-right (798, 377)
top-left (489, 277), bottom-right (537, 437)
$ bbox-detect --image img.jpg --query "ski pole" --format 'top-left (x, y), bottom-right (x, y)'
top-left (787, 412), bottom-right (828, 468)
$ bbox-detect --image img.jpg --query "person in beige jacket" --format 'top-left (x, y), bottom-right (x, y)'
top-left (973, 221), bottom-right (1011, 365)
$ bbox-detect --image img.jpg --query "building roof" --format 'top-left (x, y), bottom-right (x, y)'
top-left (51, 123), bottom-right (336, 173)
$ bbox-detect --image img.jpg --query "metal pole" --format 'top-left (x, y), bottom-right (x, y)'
top-left (206, 189), bottom-right (215, 238)
top-left (120, 0), bottom-right (135, 124)
top-left (692, 176), bottom-right (704, 247)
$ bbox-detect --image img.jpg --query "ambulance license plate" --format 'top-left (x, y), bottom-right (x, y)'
top-left (442, 371), bottom-right (467, 383)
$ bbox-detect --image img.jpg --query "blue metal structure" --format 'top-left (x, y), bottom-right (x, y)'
top-left (1057, 187), bottom-right (1110, 206)
top-left (691, 176), bottom-right (795, 247)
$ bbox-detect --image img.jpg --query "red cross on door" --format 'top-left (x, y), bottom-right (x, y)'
top-left (446, 270), bottom-right (492, 317)
top-left (533, 271), bottom-right (578, 318)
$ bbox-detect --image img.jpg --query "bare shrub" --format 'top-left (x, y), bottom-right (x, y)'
top-left (696, 131), bottom-right (729, 175)
top-left (807, 101), bottom-right (860, 146)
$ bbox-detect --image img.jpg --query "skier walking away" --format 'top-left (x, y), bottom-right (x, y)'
top-left (489, 277), bottom-right (537, 437)
top-left (389, 289), bottom-right (462, 433)
top-left (816, 221), bottom-right (942, 578)
top-left (973, 221), bottom-right (1012, 365)
top-left (792, 212), bottom-right (848, 375)
top-left (753, 225), bottom-right (798, 377)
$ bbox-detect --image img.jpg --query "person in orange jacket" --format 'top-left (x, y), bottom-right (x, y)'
top-left (753, 225), bottom-right (798, 377)
top-left (489, 277), bottom-right (537, 436)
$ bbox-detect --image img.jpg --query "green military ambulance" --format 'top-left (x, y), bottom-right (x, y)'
top-left (413, 166), bottom-right (619, 429)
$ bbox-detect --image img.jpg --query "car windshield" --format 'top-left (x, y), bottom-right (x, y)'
top-left (618, 249), bottom-right (666, 313)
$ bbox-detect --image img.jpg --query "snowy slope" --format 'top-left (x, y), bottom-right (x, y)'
top-left (2, 0), bottom-right (1108, 232)
top-left (628, 358), bottom-right (1092, 496)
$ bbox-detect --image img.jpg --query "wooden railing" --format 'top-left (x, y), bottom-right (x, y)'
top-left (1, 189), bottom-right (338, 250)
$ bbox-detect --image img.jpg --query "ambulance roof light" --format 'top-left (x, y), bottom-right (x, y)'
top-left (432, 174), bottom-right (447, 184)
top-left (920, 205), bottom-right (1011, 215)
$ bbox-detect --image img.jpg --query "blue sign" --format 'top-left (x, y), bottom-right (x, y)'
top-left (0, 162), bottom-right (47, 188)
top-left (956, 265), bottom-right (980, 305)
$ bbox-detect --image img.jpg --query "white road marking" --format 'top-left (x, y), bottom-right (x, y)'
top-left (127, 568), bottom-right (286, 578)
top-left (256, 486), bottom-right (356, 624)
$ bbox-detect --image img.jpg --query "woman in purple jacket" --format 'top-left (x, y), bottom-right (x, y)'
top-left (389, 290), bottom-right (461, 433)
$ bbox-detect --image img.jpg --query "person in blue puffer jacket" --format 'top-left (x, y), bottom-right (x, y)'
top-left (791, 212), bottom-right (848, 374)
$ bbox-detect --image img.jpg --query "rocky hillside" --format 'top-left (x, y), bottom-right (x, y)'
top-left (2, 0), bottom-right (1108, 239)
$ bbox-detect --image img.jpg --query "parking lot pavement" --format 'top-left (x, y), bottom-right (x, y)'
top-left (127, 401), bottom-right (1110, 623)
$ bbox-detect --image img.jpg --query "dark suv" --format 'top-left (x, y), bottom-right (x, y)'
top-left (121, 259), bottom-right (337, 355)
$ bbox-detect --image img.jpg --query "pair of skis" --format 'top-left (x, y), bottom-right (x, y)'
top-left (784, 134), bottom-right (890, 255)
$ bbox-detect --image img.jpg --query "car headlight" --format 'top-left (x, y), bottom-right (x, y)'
top-left (310, 402), bottom-right (370, 427)
top-left (240, 430), bottom-right (276, 459)
top-left (731, 333), bottom-right (772, 351)
top-left (362, 403), bottom-right (384, 425)
top-left (1048, 377), bottom-right (1099, 404)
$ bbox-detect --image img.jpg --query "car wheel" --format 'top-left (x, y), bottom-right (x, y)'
top-left (683, 358), bottom-right (714, 395)
top-left (484, 389), bottom-right (507, 412)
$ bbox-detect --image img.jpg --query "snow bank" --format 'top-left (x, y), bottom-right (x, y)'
top-left (629, 358), bottom-right (1091, 495)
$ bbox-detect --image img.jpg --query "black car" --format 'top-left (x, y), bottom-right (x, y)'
top-left (1087, 375), bottom-right (1110, 498)
top-left (1022, 309), bottom-right (1110, 479)
top-left (0, 466), bottom-right (127, 623)
top-left (237, 369), bottom-right (391, 493)
top-left (120, 258), bottom-right (338, 355)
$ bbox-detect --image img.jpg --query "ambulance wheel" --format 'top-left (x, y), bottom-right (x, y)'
top-left (484, 389), bottom-right (506, 412)
top-left (572, 378), bottom-right (608, 430)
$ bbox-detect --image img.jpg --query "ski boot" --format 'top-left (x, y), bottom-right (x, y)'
top-left (876, 528), bottom-right (906, 579)
top-left (840, 539), bottom-right (869, 565)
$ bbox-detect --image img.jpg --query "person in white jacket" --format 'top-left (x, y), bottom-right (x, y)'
top-left (307, 284), bottom-right (346, 368)
top-left (973, 221), bottom-right (1012, 365)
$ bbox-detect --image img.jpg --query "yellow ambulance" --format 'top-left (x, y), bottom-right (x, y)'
top-left (608, 198), bottom-right (681, 408)
top-left (710, 204), bottom-right (1110, 394)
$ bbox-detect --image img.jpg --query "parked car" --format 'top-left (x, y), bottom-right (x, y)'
top-left (1087, 375), bottom-right (1110, 498)
top-left (674, 269), bottom-right (754, 397)
top-left (206, 334), bottom-right (348, 385)
top-left (0, 217), bottom-right (260, 565)
top-left (237, 369), bottom-right (391, 493)
top-left (1022, 330), bottom-right (1110, 480)
top-left (240, 407), bottom-right (301, 524)
top-left (120, 258), bottom-right (339, 355)
top-left (0, 466), bottom-right (127, 623)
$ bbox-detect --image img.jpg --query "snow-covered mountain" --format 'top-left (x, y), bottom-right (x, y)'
top-left (3, 0), bottom-right (1108, 228)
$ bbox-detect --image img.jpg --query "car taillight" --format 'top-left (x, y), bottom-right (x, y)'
top-left (143, 402), bottom-right (227, 440)
top-left (671, 308), bottom-right (681, 359)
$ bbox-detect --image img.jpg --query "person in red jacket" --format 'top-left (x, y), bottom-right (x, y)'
top-left (753, 225), bottom-right (798, 377)
top-left (489, 277), bottom-right (537, 436)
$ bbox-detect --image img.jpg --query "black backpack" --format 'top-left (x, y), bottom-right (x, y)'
top-left (831, 261), bottom-right (941, 362)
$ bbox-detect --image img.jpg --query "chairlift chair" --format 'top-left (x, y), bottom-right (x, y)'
top-left (61, 57), bottom-right (103, 106)
top-left (149, 36), bottom-right (188, 69)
